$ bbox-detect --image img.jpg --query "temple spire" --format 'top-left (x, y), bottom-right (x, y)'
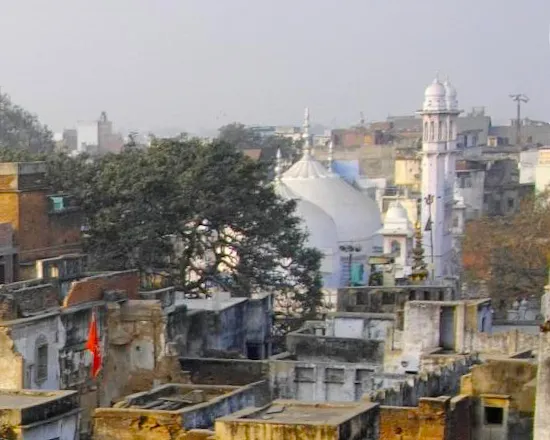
top-left (409, 199), bottom-right (429, 284)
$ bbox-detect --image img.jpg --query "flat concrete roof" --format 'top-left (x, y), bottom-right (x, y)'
top-left (219, 400), bottom-right (378, 426)
top-left (178, 297), bottom-right (247, 312)
top-left (0, 390), bottom-right (76, 409)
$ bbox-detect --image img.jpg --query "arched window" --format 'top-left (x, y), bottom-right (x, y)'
top-left (438, 121), bottom-right (443, 140)
top-left (430, 121), bottom-right (435, 141)
top-left (35, 334), bottom-right (48, 384)
top-left (424, 122), bottom-right (428, 140)
top-left (449, 121), bottom-right (454, 140)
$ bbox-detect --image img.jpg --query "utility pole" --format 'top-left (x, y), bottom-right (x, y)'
top-left (509, 94), bottom-right (529, 146)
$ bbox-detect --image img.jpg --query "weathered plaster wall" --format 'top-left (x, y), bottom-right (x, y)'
top-left (365, 356), bottom-right (475, 407)
top-left (403, 302), bottom-right (440, 353)
top-left (380, 397), bottom-right (457, 440)
top-left (102, 300), bottom-right (189, 408)
top-left (286, 331), bottom-right (385, 364)
top-left (23, 410), bottom-right (79, 440)
top-left (0, 327), bottom-right (25, 389)
top-left (0, 313), bottom-right (62, 391)
top-left (469, 329), bottom-right (539, 355)
top-left (93, 381), bottom-right (270, 439)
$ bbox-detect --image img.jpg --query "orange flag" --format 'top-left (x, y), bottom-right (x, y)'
top-left (86, 311), bottom-right (102, 378)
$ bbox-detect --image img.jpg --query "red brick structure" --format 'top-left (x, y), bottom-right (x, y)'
top-left (0, 162), bottom-right (82, 279)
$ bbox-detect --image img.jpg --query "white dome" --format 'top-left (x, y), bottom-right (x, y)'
top-left (274, 181), bottom-right (339, 255)
top-left (444, 79), bottom-right (458, 111)
top-left (281, 153), bottom-right (382, 255)
top-left (385, 201), bottom-right (409, 223)
top-left (423, 78), bottom-right (447, 112)
top-left (380, 201), bottom-right (413, 236)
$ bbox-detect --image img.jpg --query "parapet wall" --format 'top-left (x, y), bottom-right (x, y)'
top-left (365, 355), bottom-right (476, 407)
top-left (469, 329), bottom-right (539, 355)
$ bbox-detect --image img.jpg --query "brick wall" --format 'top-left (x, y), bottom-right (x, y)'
top-left (63, 270), bottom-right (140, 307)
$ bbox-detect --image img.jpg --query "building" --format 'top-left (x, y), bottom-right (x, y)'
top-left (379, 395), bottom-right (471, 440)
top-left (535, 147), bottom-right (550, 193)
top-left (281, 108), bottom-right (383, 287)
top-left (76, 112), bottom-right (123, 155)
top-left (461, 359), bottom-right (536, 439)
top-left (93, 382), bottom-right (270, 439)
top-left (215, 400), bottom-right (380, 440)
top-left (0, 162), bottom-right (82, 280)
top-left (177, 291), bottom-right (273, 360)
top-left (0, 389), bottom-right (80, 440)
top-left (273, 150), bottom-right (340, 288)
top-left (418, 77), bottom-right (459, 280)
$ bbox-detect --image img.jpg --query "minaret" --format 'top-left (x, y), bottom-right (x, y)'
top-left (275, 148), bottom-right (283, 180)
top-left (302, 107), bottom-right (312, 156)
top-left (418, 76), bottom-right (460, 279)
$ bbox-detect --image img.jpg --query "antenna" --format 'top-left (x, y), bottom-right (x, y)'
top-left (509, 94), bottom-right (529, 146)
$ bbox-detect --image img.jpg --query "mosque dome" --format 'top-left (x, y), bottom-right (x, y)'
top-left (423, 78), bottom-right (447, 112)
top-left (282, 151), bottom-right (382, 255)
top-left (273, 178), bottom-right (340, 286)
top-left (274, 179), bottom-right (339, 251)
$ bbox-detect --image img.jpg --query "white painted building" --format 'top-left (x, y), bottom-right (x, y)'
top-left (418, 77), bottom-right (460, 279)
top-left (379, 201), bottom-right (413, 280)
top-left (535, 148), bottom-right (550, 193)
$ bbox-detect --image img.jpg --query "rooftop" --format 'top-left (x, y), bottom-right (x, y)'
top-left (114, 384), bottom-right (240, 411)
top-left (179, 296), bottom-right (247, 312)
top-left (219, 400), bottom-right (379, 425)
top-left (0, 390), bottom-right (76, 409)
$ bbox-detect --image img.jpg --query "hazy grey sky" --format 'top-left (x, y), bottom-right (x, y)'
top-left (1, 0), bottom-right (550, 134)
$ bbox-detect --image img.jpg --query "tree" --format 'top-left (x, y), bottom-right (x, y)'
top-left (0, 91), bottom-right (54, 152)
top-left (463, 191), bottom-right (550, 308)
top-left (82, 138), bottom-right (323, 322)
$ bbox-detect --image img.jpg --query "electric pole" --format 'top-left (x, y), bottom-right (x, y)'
top-left (509, 94), bottom-right (529, 146)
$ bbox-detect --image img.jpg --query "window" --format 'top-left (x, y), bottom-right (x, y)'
top-left (295, 367), bottom-right (315, 382)
top-left (390, 240), bottom-right (401, 256)
top-left (324, 368), bottom-right (345, 384)
top-left (35, 335), bottom-right (48, 384)
top-left (430, 121), bottom-right (435, 141)
top-left (484, 406), bottom-right (504, 425)
top-left (507, 198), bottom-right (515, 210)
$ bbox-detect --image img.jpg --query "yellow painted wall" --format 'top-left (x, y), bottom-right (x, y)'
top-left (214, 421), bottom-right (339, 440)
top-left (394, 158), bottom-right (421, 189)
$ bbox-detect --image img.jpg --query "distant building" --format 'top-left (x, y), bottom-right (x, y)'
top-left (76, 112), bottom-right (124, 155)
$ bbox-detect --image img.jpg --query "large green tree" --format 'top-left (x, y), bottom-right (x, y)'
top-left (0, 92), bottom-right (54, 152)
top-left (81, 138), bottom-right (322, 319)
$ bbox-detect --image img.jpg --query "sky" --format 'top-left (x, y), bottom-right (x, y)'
top-left (0, 0), bottom-right (550, 135)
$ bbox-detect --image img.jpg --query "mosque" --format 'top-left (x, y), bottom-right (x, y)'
top-left (273, 77), bottom-right (464, 291)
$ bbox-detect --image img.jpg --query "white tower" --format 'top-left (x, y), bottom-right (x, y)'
top-left (379, 202), bottom-right (414, 280)
top-left (418, 76), bottom-right (460, 279)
